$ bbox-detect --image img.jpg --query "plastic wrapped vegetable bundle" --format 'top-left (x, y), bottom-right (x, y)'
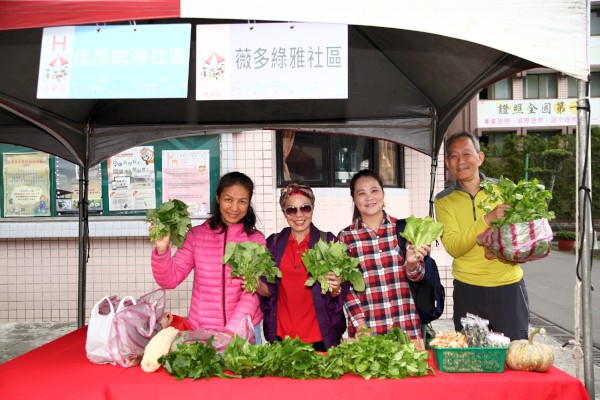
top-left (476, 177), bottom-right (555, 263)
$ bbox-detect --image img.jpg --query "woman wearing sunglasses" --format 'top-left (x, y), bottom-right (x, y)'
top-left (338, 169), bottom-right (429, 350)
top-left (255, 182), bottom-right (347, 351)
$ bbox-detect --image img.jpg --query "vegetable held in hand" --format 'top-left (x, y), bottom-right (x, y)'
top-left (478, 177), bottom-right (555, 229)
top-left (145, 199), bottom-right (192, 248)
top-left (399, 215), bottom-right (444, 250)
top-left (222, 242), bottom-right (281, 294)
top-left (301, 239), bottom-right (365, 294)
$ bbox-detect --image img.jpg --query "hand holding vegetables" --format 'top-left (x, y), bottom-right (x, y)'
top-left (301, 239), bottom-right (364, 294)
top-left (145, 199), bottom-right (193, 250)
top-left (222, 242), bottom-right (281, 294)
top-left (399, 215), bottom-right (443, 260)
top-left (478, 177), bottom-right (555, 229)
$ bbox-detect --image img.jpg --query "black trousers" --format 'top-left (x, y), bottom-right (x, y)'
top-left (453, 278), bottom-right (529, 341)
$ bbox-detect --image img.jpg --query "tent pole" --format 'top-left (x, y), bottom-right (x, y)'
top-left (428, 113), bottom-right (438, 218)
top-left (77, 128), bottom-right (90, 328)
top-left (576, 78), bottom-right (595, 398)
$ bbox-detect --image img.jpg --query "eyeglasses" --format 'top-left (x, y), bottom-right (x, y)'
top-left (284, 204), bottom-right (313, 216)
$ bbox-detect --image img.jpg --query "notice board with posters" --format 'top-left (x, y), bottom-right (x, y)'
top-left (0, 135), bottom-right (220, 218)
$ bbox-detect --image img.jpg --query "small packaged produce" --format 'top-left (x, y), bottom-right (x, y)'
top-left (461, 313), bottom-right (491, 347)
top-left (487, 332), bottom-right (511, 347)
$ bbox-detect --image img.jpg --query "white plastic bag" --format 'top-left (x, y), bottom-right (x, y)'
top-left (86, 295), bottom-right (134, 365)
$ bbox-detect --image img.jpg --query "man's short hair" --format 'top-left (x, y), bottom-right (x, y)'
top-left (444, 131), bottom-right (481, 156)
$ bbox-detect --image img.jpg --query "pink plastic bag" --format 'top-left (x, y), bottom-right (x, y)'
top-left (108, 289), bottom-right (166, 367)
top-left (171, 314), bottom-right (256, 354)
top-left (476, 218), bottom-right (553, 263)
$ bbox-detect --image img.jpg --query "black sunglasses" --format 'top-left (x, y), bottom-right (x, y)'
top-left (284, 204), bottom-right (313, 216)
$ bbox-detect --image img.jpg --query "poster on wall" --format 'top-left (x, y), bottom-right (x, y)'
top-left (3, 152), bottom-right (51, 217)
top-left (162, 150), bottom-right (210, 216)
top-left (55, 158), bottom-right (103, 215)
top-left (107, 146), bottom-right (156, 214)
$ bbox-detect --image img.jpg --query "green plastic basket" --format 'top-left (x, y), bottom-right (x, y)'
top-left (431, 346), bottom-right (509, 373)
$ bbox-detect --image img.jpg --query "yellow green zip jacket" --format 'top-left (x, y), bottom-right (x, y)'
top-left (434, 174), bottom-right (523, 287)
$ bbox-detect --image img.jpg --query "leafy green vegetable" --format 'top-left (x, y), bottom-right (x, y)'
top-left (325, 327), bottom-right (433, 379)
top-left (158, 337), bottom-right (225, 380)
top-left (145, 199), bottom-right (192, 248)
top-left (223, 335), bottom-right (324, 379)
top-left (399, 215), bottom-right (444, 250)
top-left (301, 239), bottom-right (364, 294)
top-left (222, 242), bottom-right (281, 293)
top-left (162, 327), bottom-right (433, 380)
top-left (478, 177), bottom-right (555, 229)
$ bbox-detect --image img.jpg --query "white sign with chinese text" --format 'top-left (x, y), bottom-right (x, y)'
top-left (196, 23), bottom-right (348, 100)
top-left (37, 24), bottom-right (191, 99)
top-left (477, 99), bottom-right (580, 128)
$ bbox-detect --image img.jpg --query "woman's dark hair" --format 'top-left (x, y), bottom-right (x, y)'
top-left (209, 171), bottom-right (257, 235)
top-left (349, 169), bottom-right (385, 221)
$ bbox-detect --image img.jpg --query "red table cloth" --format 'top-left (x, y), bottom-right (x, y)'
top-left (0, 327), bottom-right (590, 400)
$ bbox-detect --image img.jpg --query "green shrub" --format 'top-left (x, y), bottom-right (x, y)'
top-left (555, 231), bottom-right (576, 240)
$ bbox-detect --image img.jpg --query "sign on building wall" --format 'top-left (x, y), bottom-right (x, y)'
top-left (55, 158), bottom-right (103, 215)
top-left (107, 146), bottom-right (156, 213)
top-left (3, 153), bottom-right (50, 217)
top-left (196, 23), bottom-right (348, 100)
top-left (162, 150), bottom-right (211, 216)
top-left (477, 99), bottom-right (579, 128)
top-left (37, 24), bottom-right (191, 99)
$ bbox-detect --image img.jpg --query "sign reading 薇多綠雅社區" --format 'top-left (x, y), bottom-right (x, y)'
top-left (37, 24), bottom-right (191, 99)
top-left (196, 23), bottom-right (348, 100)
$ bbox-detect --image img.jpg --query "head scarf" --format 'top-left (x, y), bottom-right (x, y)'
top-left (279, 182), bottom-right (315, 209)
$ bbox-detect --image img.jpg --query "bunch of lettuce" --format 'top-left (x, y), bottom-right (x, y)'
top-left (478, 177), bottom-right (555, 229)
top-left (399, 215), bottom-right (444, 250)
top-left (145, 199), bottom-right (192, 248)
top-left (301, 239), bottom-right (365, 294)
top-left (222, 242), bottom-right (281, 294)
top-left (166, 327), bottom-right (432, 380)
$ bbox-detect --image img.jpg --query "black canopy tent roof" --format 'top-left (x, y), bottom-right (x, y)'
top-left (0, 21), bottom-right (536, 166)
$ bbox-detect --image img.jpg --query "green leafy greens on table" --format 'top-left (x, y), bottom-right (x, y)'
top-left (222, 242), bottom-right (281, 294)
top-left (145, 199), bottom-right (192, 248)
top-left (161, 327), bottom-right (432, 380)
top-left (158, 337), bottom-right (225, 381)
top-left (301, 239), bottom-right (365, 294)
top-left (478, 177), bottom-right (555, 229)
top-left (399, 215), bottom-right (444, 250)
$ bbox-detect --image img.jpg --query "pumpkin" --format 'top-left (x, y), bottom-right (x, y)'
top-left (506, 328), bottom-right (554, 372)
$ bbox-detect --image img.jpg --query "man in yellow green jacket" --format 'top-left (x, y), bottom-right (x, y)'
top-left (434, 131), bottom-right (528, 341)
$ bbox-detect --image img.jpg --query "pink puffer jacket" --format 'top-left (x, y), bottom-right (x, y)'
top-left (151, 220), bottom-right (265, 333)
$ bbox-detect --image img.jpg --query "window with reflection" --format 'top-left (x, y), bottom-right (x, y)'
top-left (277, 131), bottom-right (403, 187)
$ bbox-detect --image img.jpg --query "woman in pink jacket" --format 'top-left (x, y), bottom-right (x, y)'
top-left (151, 172), bottom-right (265, 342)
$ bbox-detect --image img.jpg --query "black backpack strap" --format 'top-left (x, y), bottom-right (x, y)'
top-left (396, 219), bottom-right (408, 258)
top-left (319, 230), bottom-right (327, 242)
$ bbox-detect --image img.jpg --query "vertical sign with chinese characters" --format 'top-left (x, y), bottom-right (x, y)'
top-left (107, 146), bottom-right (156, 214)
top-left (37, 24), bottom-right (191, 99)
top-left (55, 158), bottom-right (103, 215)
top-left (162, 150), bottom-right (210, 216)
top-left (3, 153), bottom-right (51, 217)
top-left (196, 23), bottom-right (348, 100)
